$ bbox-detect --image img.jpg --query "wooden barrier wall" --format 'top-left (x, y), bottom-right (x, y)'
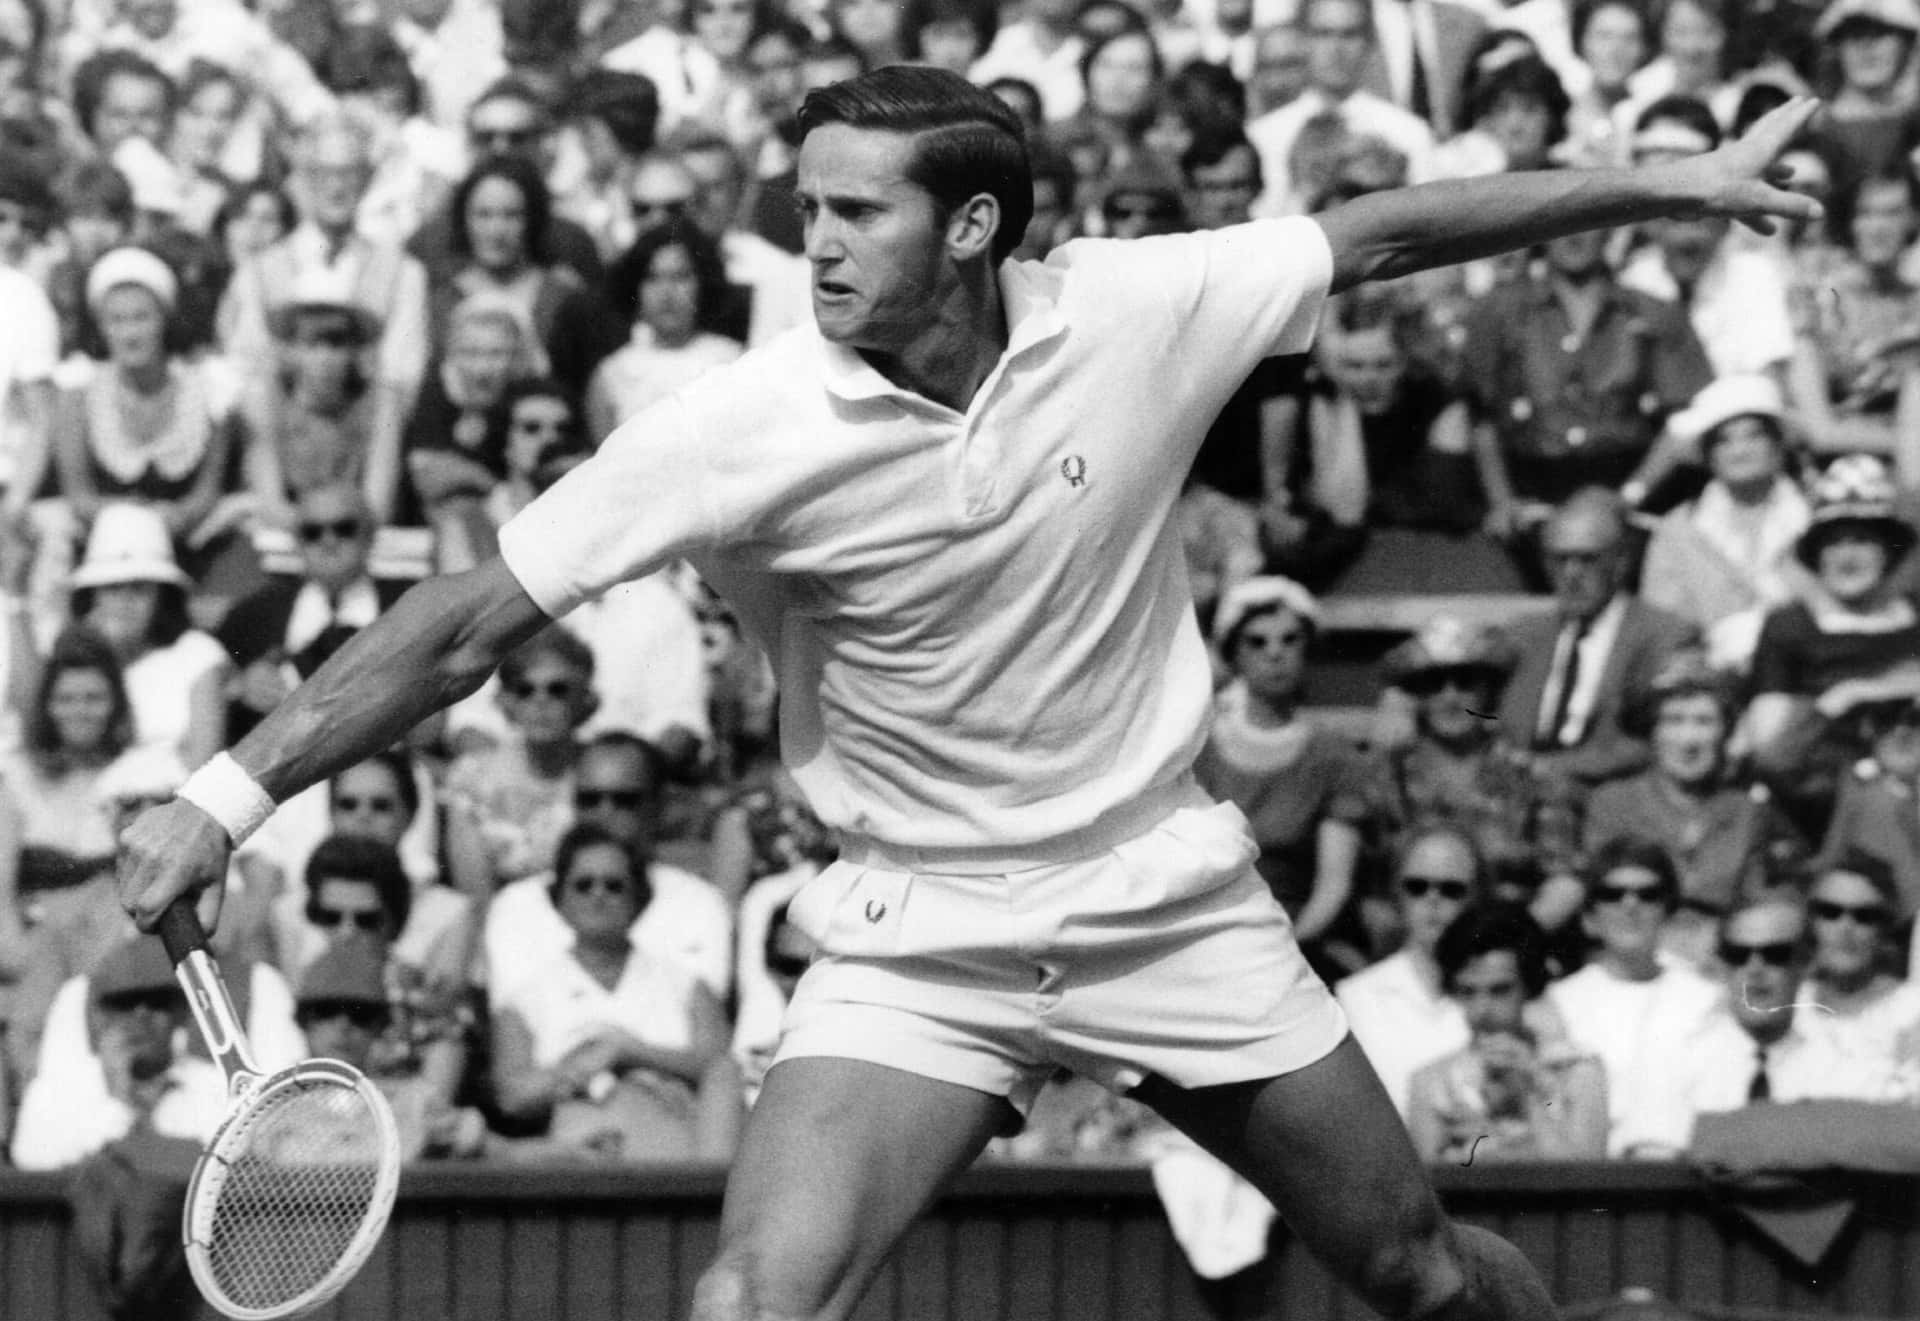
top-left (3, 1162), bottom-right (1918, 1321)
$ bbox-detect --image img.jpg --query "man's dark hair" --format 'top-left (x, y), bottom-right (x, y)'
top-left (1435, 900), bottom-right (1552, 998)
top-left (1464, 54), bottom-right (1570, 148)
top-left (25, 625), bottom-right (134, 775)
top-left (449, 153), bottom-right (553, 264)
top-left (1633, 93), bottom-right (1722, 151)
top-left (901, 0), bottom-right (999, 59)
top-left (1587, 835), bottom-right (1681, 912)
top-left (324, 24), bottom-right (424, 117)
top-left (798, 65), bottom-right (1032, 263)
top-left (305, 833), bottom-right (412, 937)
top-left (331, 749), bottom-right (423, 821)
top-left (608, 214), bottom-right (733, 328)
top-left (548, 819), bottom-right (653, 914)
top-left (571, 68), bottom-right (662, 156)
top-left (72, 49), bottom-right (176, 142)
top-left (1180, 123), bottom-right (1262, 190)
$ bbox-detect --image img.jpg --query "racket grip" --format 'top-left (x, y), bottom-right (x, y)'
top-left (157, 896), bottom-right (209, 967)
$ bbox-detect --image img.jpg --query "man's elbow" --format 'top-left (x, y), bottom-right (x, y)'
top-left (400, 559), bottom-right (549, 702)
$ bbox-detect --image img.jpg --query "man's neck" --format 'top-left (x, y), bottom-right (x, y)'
top-left (1600, 949), bottom-right (1661, 983)
top-left (858, 265), bottom-right (1008, 413)
top-left (1816, 967), bottom-right (1884, 1002)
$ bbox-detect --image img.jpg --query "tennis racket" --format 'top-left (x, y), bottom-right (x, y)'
top-left (158, 898), bottom-right (403, 1319)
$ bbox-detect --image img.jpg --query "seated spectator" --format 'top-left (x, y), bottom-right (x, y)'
top-left (483, 732), bottom-right (733, 1006)
top-left (490, 823), bottom-right (741, 1160)
top-left (1640, 375), bottom-right (1813, 670)
top-left (66, 502), bottom-right (228, 766)
top-left (1375, 615), bottom-right (1584, 935)
top-left (53, 246), bottom-right (238, 549)
top-left (1586, 653), bottom-right (1787, 959)
top-left (1818, 672), bottom-right (1920, 934)
top-left (1792, 172), bottom-right (1920, 459)
top-left (427, 155), bottom-right (621, 398)
top-left (1744, 455), bottom-right (1920, 825)
top-left (1497, 488), bottom-right (1701, 788)
top-left (1623, 895), bottom-right (1915, 1156)
top-left (9, 936), bottom-right (223, 1170)
top-left (320, 25), bottom-right (465, 250)
top-left (587, 217), bottom-right (742, 441)
top-left (1407, 901), bottom-right (1607, 1163)
top-left (1335, 822), bottom-right (1481, 1118)
top-left (217, 482), bottom-right (405, 742)
top-left (1562, 0), bottom-right (1650, 165)
top-left (1804, 0), bottom-right (1920, 206)
top-left (1801, 851), bottom-right (1920, 1089)
top-left (296, 939), bottom-right (488, 1161)
top-left (1546, 837), bottom-right (1721, 1155)
top-left (1435, 51), bottom-right (1570, 180)
top-left (445, 625), bottom-right (597, 901)
top-left (1462, 223), bottom-right (1711, 554)
top-left (486, 378), bottom-right (588, 527)
top-left (295, 834), bottom-right (470, 1113)
top-left (1617, 1), bottom-right (1739, 136)
top-left (1195, 579), bottom-right (1368, 975)
top-left (238, 270), bottom-right (397, 528)
top-left (166, 60), bottom-right (247, 237)
top-left (45, 160), bottom-right (138, 359)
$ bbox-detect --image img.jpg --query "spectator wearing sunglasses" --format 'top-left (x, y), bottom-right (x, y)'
top-left (1406, 901), bottom-right (1606, 1164)
top-left (1801, 853), bottom-right (1920, 1083)
top-left (299, 833), bottom-right (471, 1116)
top-left (1333, 821), bottom-right (1484, 1117)
top-left (1545, 837), bottom-right (1719, 1156)
top-left (1816, 672), bottom-right (1920, 950)
top-left (1618, 895), bottom-right (1914, 1157)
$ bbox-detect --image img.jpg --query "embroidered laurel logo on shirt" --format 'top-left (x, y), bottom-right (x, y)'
top-left (1061, 455), bottom-right (1087, 488)
top-left (864, 899), bottom-right (887, 924)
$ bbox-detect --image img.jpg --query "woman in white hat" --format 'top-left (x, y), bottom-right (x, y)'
top-left (51, 246), bottom-right (238, 546)
top-left (1196, 577), bottom-right (1371, 977)
top-left (66, 501), bottom-right (229, 770)
top-left (1640, 374), bottom-right (1813, 670)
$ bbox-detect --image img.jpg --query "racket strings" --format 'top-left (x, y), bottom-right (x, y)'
top-left (197, 1078), bottom-right (385, 1312)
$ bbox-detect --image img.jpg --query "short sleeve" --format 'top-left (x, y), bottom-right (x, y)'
top-left (1748, 605), bottom-right (1808, 697)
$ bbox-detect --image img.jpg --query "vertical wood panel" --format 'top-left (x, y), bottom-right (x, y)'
top-left (1005, 1211), bottom-right (1058, 1321)
top-left (890, 1213), bottom-right (952, 1321)
top-left (561, 1214), bottom-right (622, 1318)
top-left (451, 1209), bottom-right (511, 1321)
top-left (619, 1210), bottom-right (681, 1321)
top-left (391, 1202), bottom-right (454, 1321)
top-left (510, 1205), bottom-right (566, 1316)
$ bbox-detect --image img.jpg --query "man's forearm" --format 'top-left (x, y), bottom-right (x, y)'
top-left (1319, 162), bottom-right (1698, 292)
top-left (229, 558), bottom-right (548, 804)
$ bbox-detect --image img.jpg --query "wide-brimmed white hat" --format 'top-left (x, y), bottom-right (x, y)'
top-left (84, 246), bottom-right (178, 320)
top-left (268, 264), bottom-right (382, 342)
top-left (1816, 0), bottom-right (1920, 39)
top-left (1213, 576), bottom-right (1321, 647)
top-left (70, 503), bottom-right (192, 591)
top-left (1669, 375), bottom-right (1788, 449)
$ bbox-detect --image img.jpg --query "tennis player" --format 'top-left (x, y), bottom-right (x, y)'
top-left (122, 67), bottom-right (1820, 1321)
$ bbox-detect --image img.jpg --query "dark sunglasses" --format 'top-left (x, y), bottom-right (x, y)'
top-left (507, 679), bottom-right (580, 701)
top-left (333, 795), bottom-right (399, 814)
top-left (1717, 939), bottom-right (1799, 968)
top-left (1238, 630), bottom-right (1304, 654)
top-left (568, 874), bottom-right (633, 896)
top-left (1402, 668), bottom-right (1489, 697)
top-left (1593, 882), bottom-right (1667, 907)
top-left (575, 788), bottom-right (645, 810)
top-left (299, 328), bottom-right (360, 348)
top-left (299, 1000), bottom-right (389, 1031)
top-left (1401, 876), bottom-right (1471, 901)
top-left (472, 124), bottom-right (540, 147)
top-left (1104, 201), bottom-right (1175, 223)
top-left (299, 518), bottom-right (363, 543)
top-left (631, 196), bottom-right (690, 218)
top-left (1810, 899), bottom-right (1889, 927)
top-left (312, 907), bottom-right (385, 933)
top-left (99, 988), bottom-right (185, 1014)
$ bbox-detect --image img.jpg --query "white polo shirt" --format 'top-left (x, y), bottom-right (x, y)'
top-left (499, 218), bottom-right (1333, 855)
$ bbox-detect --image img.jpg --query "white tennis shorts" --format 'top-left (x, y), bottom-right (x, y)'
top-left (775, 778), bottom-right (1349, 1114)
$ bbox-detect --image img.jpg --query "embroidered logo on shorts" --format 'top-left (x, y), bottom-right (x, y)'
top-left (864, 899), bottom-right (888, 924)
top-left (1061, 455), bottom-right (1087, 488)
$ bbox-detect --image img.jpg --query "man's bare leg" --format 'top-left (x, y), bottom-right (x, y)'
top-left (1133, 1037), bottom-right (1556, 1321)
top-left (691, 1057), bottom-right (1014, 1321)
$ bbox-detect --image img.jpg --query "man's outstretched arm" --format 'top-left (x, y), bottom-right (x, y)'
top-left (1317, 97), bottom-right (1822, 293)
top-left (119, 557), bottom-right (550, 930)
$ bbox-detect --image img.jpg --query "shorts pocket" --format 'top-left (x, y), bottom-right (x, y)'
top-left (1106, 801), bottom-right (1259, 912)
top-left (787, 859), bottom-right (916, 958)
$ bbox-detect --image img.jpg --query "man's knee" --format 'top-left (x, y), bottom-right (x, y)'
top-left (1348, 1193), bottom-right (1468, 1321)
top-left (690, 1239), bottom-right (853, 1321)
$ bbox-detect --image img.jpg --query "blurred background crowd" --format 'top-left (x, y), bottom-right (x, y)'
top-left (0, 0), bottom-right (1917, 1184)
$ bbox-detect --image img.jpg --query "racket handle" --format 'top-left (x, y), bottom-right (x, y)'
top-left (158, 896), bottom-right (209, 967)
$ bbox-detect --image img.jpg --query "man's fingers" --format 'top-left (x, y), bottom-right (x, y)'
top-left (1744, 95), bottom-right (1822, 153)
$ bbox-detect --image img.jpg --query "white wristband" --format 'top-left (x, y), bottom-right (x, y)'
top-left (176, 753), bottom-right (277, 847)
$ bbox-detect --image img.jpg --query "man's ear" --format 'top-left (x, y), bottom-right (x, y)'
top-left (947, 192), bottom-right (1001, 261)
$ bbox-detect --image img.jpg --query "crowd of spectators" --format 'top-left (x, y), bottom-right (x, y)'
top-left (0, 0), bottom-right (1918, 1184)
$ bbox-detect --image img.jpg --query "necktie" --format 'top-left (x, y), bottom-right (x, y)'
top-left (1748, 1045), bottom-right (1772, 1104)
top-left (1536, 621), bottom-right (1586, 750)
top-left (1408, 36), bottom-right (1433, 127)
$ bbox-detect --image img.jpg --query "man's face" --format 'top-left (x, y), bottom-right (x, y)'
top-left (1188, 144), bottom-right (1259, 229)
top-left (1652, 692), bottom-right (1724, 787)
top-left (1851, 177), bottom-right (1915, 269)
top-left (691, 0), bottom-right (758, 63)
top-left (747, 31), bottom-right (804, 121)
top-left (1102, 188), bottom-right (1182, 239)
top-left (1410, 667), bottom-right (1497, 745)
top-left (1325, 324), bottom-right (1403, 413)
top-left (466, 93), bottom-right (547, 164)
top-left (296, 487), bottom-right (373, 591)
top-left (1718, 903), bottom-right (1807, 1041)
top-left (1452, 949), bottom-right (1528, 1039)
top-left (797, 125), bottom-right (956, 353)
top-left (1584, 862), bottom-right (1668, 965)
top-left (572, 745), bottom-right (663, 850)
top-left (1304, 0), bottom-right (1372, 99)
top-left (1649, 214), bottom-right (1728, 289)
top-left (1809, 870), bottom-right (1892, 985)
top-left (682, 145), bottom-right (744, 238)
top-left (1543, 507), bottom-right (1625, 623)
top-left (301, 133), bottom-right (372, 233)
top-left (300, 1000), bottom-right (384, 1071)
top-left (628, 158), bottom-right (698, 239)
top-left (331, 761), bottom-right (410, 848)
top-left (94, 71), bottom-right (169, 151)
top-left (1250, 26), bottom-right (1309, 115)
top-left (312, 877), bottom-right (390, 946)
top-left (1396, 833), bottom-right (1475, 955)
top-left (1838, 24), bottom-right (1914, 96)
top-left (1544, 226), bottom-right (1610, 280)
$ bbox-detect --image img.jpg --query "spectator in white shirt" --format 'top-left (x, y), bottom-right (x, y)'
top-left (1801, 852), bottom-right (1920, 1091)
top-left (0, 151), bottom-right (58, 526)
top-left (967, 0), bottom-right (1087, 123)
top-left (1546, 837), bottom-right (1720, 1156)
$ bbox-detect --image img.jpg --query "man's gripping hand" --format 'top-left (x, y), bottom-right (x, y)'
top-left (118, 800), bottom-right (230, 934)
top-left (1679, 96), bottom-right (1825, 236)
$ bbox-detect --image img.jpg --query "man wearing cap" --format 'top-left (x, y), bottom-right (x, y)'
top-left (9, 936), bottom-right (225, 1169)
top-left (1461, 214), bottom-right (1712, 553)
top-left (1248, 0), bottom-right (1436, 217)
top-left (218, 113), bottom-right (430, 421)
top-left (1807, 0), bottom-right (1920, 204)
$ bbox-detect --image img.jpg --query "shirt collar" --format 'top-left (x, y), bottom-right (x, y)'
top-left (818, 256), bottom-right (1070, 405)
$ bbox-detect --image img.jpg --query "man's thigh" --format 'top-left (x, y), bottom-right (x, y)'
top-left (708, 1057), bottom-right (1015, 1321)
top-left (1132, 1036), bottom-right (1459, 1315)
